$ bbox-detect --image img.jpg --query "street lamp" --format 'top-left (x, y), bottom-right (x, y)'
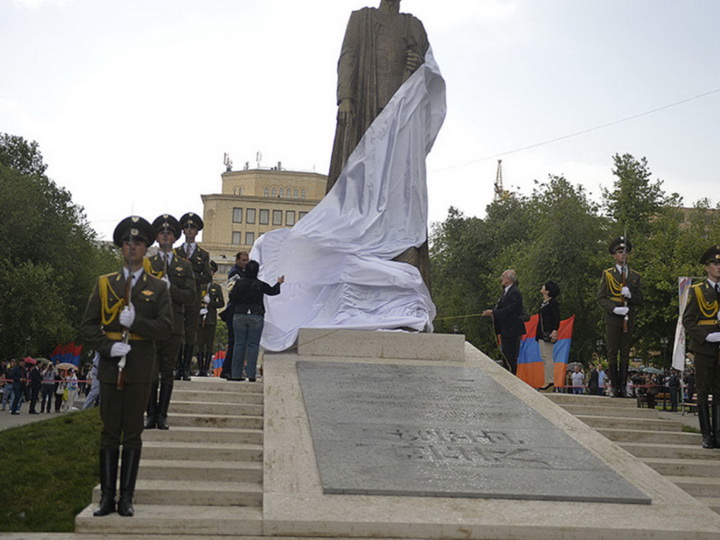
top-left (660, 336), bottom-right (669, 367)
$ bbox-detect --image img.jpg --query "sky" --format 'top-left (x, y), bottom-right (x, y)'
top-left (2, 0), bottom-right (719, 242)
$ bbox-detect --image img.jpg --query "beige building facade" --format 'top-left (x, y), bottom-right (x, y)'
top-left (200, 167), bottom-right (327, 279)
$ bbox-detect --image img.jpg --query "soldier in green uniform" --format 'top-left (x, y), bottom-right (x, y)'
top-left (144, 214), bottom-right (196, 430)
top-left (175, 212), bottom-right (212, 380)
top-left (682, 245), bottom-right (720, 449)
top-left (196, 261), bottom-right (225, 376)
top-left (80, 216), bottom-right (173, 517)
top-left (596, 237), bottom-right (643, 397)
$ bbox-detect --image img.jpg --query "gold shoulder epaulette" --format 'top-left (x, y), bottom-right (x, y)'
top-left (98, 274), bottom-right (125, 326)
top-left (693, 282), bottom-right (718, 319)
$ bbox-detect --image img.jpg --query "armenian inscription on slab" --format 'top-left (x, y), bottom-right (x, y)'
top-left (297, 361), bottom-right (650, 504)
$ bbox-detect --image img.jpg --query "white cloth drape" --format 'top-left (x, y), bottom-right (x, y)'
top-left (252, 49), bottom-right (446, 352)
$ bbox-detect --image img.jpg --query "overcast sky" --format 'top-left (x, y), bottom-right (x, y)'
top-left (2, 0), bottom-right (719, 242)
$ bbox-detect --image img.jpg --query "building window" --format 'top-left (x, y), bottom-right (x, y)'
top-left (218, 263), bottom-right (232, 275)
top-left (286, 211), bottom-right (296, 226)
top-left (245, 232), bottom-right (255, 245)
top-left (259, 209), bottom-right (269, 225)
top-left (301, 189), bottom-right (307, 199)
top-left (272, 187), bottom-right (277, 197)
top-left (299, 211), bottom-right (308, 220)
top-left (237, 187), bottom-right (243, 196)
top-left (279, 188), bottom-right (284, 198)
top-left (293, 188), bottom-right (299, 198)
top-left (272, 210), bottom-right (283, 225)
top-left (286, 187), bottom-right (292, 198)
top-left (264, 187), bottom-right (270, 197)
top-left (232, 231), bottom-right (242, 245)
top-left (246, 208), bottom-right (256, 224)
top-left (232, 207), bottom-right (243, 223)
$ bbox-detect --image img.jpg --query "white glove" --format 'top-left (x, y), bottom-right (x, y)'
top-left (199, 308), bottom-right (209, 316)
top-left (621, 286), bottom-right (632, 299)
top-left (613, 306), bottom-right (629, 316)
top-left (162, 275), bottom-right (171, 290)
top-left (203, 294), bottom-right (211, 303)
top-left (110, 342), bottom-right (132, 357)
top-left (705, 332), bottom-right (720, 343)
top-left (119, 304), bottom-right (135, 328)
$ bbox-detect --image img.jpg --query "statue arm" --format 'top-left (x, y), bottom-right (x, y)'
top-left (337, 11), bottom-right (362, 106)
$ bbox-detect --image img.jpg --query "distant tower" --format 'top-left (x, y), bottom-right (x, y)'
top-left (494, 159), bottom-right (505, 201)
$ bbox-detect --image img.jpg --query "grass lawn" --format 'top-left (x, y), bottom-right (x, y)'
top-left (0, 408), bottom-right (101, 532)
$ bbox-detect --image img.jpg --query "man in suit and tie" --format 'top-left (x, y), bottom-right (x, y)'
top-left (483, 269), bottom-right (526, 375)
top-left (80, 216), bottom-right (173, 517)
top-left (682, 244), bottom-right (720, 448)
top-left (597, 236), bottom-right (643, 397)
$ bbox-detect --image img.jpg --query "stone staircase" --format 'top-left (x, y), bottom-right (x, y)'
top-left (548, 392), bottom-right (720, 515)
top-left (75, 378), bottom-right (265, 536)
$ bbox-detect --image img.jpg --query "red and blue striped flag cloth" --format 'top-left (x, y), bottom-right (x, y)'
top-left (517, 314), bottom-right (575, 389)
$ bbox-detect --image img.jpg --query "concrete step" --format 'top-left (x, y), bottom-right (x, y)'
top-left (172, 389), bottom-right (264, 405)
top-left (576, 414), bottom-right (683, 432)
top-left (166, 412), bottom-right (263, 430)
top-left (142, 440), bottom-right (262, 462)
top-left (547, 393), bottom-right (639, 408)
top-left (140, 459), bottom-right (263, 483)
top-left (596, 427), bottom-right (702, 445)
top-left (92, 479), bottom-right (262, 507)
top-left (173, 378), bottom-right (263, 394)
top-left (643, 457), bottom-right (720, 478)
top-left (170, 400), bottom-right (264, 417)
top-left (619, 442), bottom-right (720, 460)
top-left (697, 497), bottom-right (720, 515)
top-left (75, 504), bottom-right (263, 535)
top-left (143, 426), bottom-right (263, 445)
top-left (560, 404), bottom-right (659, 419)
top-left (666, 475), bottom-right (720, 498)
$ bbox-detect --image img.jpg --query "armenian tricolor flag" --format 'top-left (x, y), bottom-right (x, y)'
top-left (517, 314), bottom-right (575, 388)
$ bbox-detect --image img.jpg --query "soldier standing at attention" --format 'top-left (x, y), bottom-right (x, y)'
top-left (176, 212), bottom-right (212, 380)
top-left (80, 217), bottom-right (173, 517)
top-left (596, 237), bottom-right (643, 397)
top-left (682, 245), bottom-right (720, 449)
top-left (144, 214), bottom-right (196, 430)
top-left (196, 261), bottom-right (225, 376)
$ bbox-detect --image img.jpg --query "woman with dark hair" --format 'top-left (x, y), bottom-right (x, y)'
top-left (229, 260), bottom-right (284, 382)
top-left (536, 280), bottom-right (560, 393)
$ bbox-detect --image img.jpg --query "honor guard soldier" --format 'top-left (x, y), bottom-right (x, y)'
top-left (596, 236), bottom-right (643, 397)
top-left (682, 245), bottom-right (720, 448)
top-left (176, 212), bottom-right (212, 380)
top-left (144, 214), bottom-right (196, 430)
top-left (196, 261), bottom-right (225, 376)
top-left (80, 216), bottom-right (173, 517)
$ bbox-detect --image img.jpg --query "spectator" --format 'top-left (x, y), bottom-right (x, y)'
top-left (63, 368), bottom-right (79, 412)
top-left (0, 360), bottom-right (12, 411)
top-left (229, 260), bottom-right (284, 382)
top-left (28, 362), bottom-right (42, 414)
top-left (54, 369), bottom-right (66, 413)
top-left (41, 363), bottom-right (57, 413)
top-left (667, 369), bottom-right (681, 412)
top-left (81, 352), bottom-right (101, 411)
top-left (571, 365), bottom-right (585, 395)
top-left (683, 368), bottom-right (696, 403)
top-left (9, 358), bottom-right (27, 414)
top-left (587, 364), bottom-right (600, 395)
top-left (597, 365), bottom-right (606, 396)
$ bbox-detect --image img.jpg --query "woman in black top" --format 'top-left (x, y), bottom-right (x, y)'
top-left (536, 280), bottom-right (560, 392)
top-left (229, 260), bottom-right (284, 381)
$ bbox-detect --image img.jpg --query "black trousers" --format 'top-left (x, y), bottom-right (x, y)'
top-left (500, 334), bottom-right (522, 375)
top-left (695, 352), bottom-right (720, 408)
top-left (605, 323), bottom-right (633, 389)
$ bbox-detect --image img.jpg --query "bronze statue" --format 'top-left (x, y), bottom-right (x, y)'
top-left (328, 0), bottom-right (431, 288)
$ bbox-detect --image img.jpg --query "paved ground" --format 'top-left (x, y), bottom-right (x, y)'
top-left (0, 397), bottom-right (88, 432)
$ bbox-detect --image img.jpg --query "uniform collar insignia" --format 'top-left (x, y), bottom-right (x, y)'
top-left (141, 290), bottom-right (154, 296)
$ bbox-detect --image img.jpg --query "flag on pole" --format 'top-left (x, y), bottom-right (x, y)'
top-left (517, 315), bottom-right (575, 389)
top-left (672, 277), bottom-right (694, 371)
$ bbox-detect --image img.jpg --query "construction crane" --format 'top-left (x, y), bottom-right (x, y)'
top-left (494, 159), bottom-right (508, 201)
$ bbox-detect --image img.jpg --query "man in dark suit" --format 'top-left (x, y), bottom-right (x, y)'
top-left (80, 216), bottom-right (173, 517)
top-left (483, 269), bottom-right (526, 375)
top-left (144, 214), bottom-right (196, 430)
top-left (596, 237), bottom-right (643, 397)
top-left (175, 212), bottom-right (212, 380)
top-left (682, 244), bottom-right (720, 449)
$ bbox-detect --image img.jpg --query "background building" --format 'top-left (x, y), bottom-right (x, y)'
top-left (200, 164), bottom-right (327, 280)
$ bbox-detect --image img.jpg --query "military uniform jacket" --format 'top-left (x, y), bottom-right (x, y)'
top-left (176, 243), bottom-right (212, 290)
top-left (596, 266), bottom-right (643, 328)
top-left (199, 282), bottom-right (225, 327)
top-left (682, 281), bottom-right (720, 357)
top-left (80, 270), bottom-right (173, 385)
top-left (145, 251), bottom-right (196, 336)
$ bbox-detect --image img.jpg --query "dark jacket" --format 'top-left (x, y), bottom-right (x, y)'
top-left (230, 278), bottom-right (281, 317)
top-left (493, 284), bottom-right (526, 338)
top-left (535, 298), bottom-right (560, 341)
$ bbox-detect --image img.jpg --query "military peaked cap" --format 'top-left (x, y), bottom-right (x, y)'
top-left (113, 216), bottom-right (154, 247)
top-left (180, 212), bottom-right (204, 231)
top-left (152, 214), bottom-right (181, 238)
top-left (209, 260), bottom-right (218, 272)
top-left (608, 236), bottom-right (632, 254)
top-left (699, 245), bottom-right (720, 264)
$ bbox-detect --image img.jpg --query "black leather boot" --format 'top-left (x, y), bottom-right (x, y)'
top-left (698, 403), bottom-right (714, 449)
top-left (157, 382), bottom-right (173, 430)
top-left (117, 448), bottom-right (141, 517)
top-left (712, 404), bottom-right (720, 449)
top-left (182, 345), bottom-right (193, 381)
top-left (93, 448), bottom-right (119, 516)
top-left (144, 383), bottom-right (158, 429)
